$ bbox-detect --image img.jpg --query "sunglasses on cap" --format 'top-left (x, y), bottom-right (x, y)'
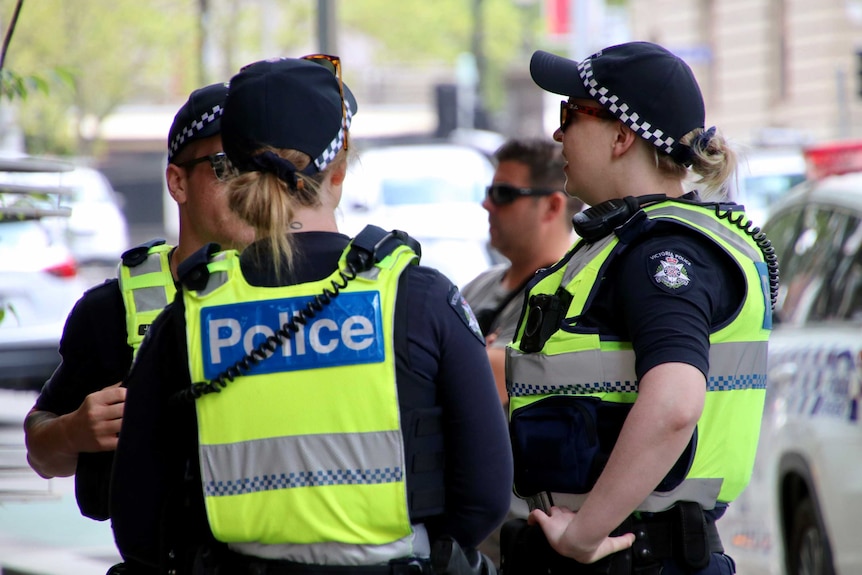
top-left (175, 152), bottom-right (233, 181)
top-left (301, 53), bottom-right (348, 152)
top-left (560, 100), bottom-right (615, 132)
top-left (485, 183), bottom-right (555, 206)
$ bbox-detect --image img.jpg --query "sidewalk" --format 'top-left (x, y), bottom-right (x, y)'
top-left (0, 391), bottom-right (120, 574)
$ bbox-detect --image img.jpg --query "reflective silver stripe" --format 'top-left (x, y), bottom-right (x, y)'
top-left (508, 341), bottom-right (767, 397)
top-left (132, 285), bottom-right (169, 313)
top-left (230, 524), bottom-right (429, 565)
top-left (197, 252), bottom-right (232, 296)
top-left (539, 477), bottom-right (724, 513)
top-left (647, 206), bottom-right (763, 262)
top-left (561, 236), bottom-right (616, 286)
top-left (127, 251), bottom-right (166, 276)
top-left (200, 430), bottom-right (403, 497)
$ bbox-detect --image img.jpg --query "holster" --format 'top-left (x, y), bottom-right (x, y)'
top-left (498, 518), bottom-right (635, 575)
top-left (75, 451), bottom-right (114, 521)
top-left (498, 504), bottom-right (723, 575)
top-left (431, 537), bottom-right (496, 575)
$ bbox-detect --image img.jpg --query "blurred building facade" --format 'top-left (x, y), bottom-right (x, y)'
top-left (628, 0), bottom-right (862, 146)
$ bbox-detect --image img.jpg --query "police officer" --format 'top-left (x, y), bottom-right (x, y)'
top-left (462, 138), bottom-right (581, 569)
top-left (110, 55), bottom-right (513, 575)
top-left (500, 42), bottom-right (777, 575)
top-left (23, 82), bottom-right (254, 521)
top-left (463, 137), bottom-right (581, 410)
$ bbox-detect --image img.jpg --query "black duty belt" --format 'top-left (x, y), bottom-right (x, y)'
top-left (219, 552), bottom-right (428, 575)
top-left (500, 502), bottom-right (725, 575)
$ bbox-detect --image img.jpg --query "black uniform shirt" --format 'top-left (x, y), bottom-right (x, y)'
top-left (111, 231), bottom-right (513, 569)
top-left (575, 215), bottom-right (749, 524)
top-left (34, 278), bottom-right (132, 414)
top-left (581, 221), bottom-right (747, 380)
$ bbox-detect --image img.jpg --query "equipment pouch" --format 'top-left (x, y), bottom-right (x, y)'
top-left (510, 396), bottom-right (604, 496)
top-left (75, 451), bottom-right (114, 521)
top-left (673, 501), bottom-right (711, 572)
top-left (519, 289), bottom-right (572, 353)
top-left (431, 536), bottom-right (496, 575)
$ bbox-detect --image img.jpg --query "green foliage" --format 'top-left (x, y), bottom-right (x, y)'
top-left (0, 0), bottom-right (198, 155)
top-left (0, 68), bottom-right (48, 100)
top-left (341, 0), bottom-right (543, 114)
top-left (0, 302), bottom-right (18, 327)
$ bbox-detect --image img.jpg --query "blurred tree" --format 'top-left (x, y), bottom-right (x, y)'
top-left (0, 0), bottom-right (550, 153)
top-left (340, 0), bottom-right (538, 120)
top-left (0, 0), bottom-right (198, 155)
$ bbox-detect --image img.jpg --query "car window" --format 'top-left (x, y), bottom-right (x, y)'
top-left (827, 214), bottom-right (862, 321)
top-left (0, 220), bottom-right (50, 250)
top-left (771, 204), bottom-right (861, 324)
top-left (381, 176), bottom-right (483, 205)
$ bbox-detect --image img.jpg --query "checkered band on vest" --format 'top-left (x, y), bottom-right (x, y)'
top-left (204, 466), bottom-right (403, 497)
top-left (577, 59), bottom-right (677, 156)
top-left (313, 100), bottom-right (354, 172)
top-left (168, 104), bottom-right (224, 161)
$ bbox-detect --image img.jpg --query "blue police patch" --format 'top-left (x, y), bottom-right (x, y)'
top-left (648, 250), bottom-right (694, 294)
top-left (448, 285), bottom-right (485, 344)
top-left (200, 291), bottom-right (384, 379)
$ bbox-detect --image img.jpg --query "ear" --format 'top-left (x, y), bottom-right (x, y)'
top-left (166, 163), bottom-right (188, 205)
top-left (611, 122), bottom-right (638, 158)
top-left (329, 158), bottom-right (348, 187)
top-left (542, 191), bottom-right (566, 222)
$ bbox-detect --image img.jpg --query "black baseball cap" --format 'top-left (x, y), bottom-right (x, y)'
top-left (167, 82), bottom-right (228, 163)
top-left (221, 56), bottom-right (358, 176)
top-left (530, 41), bottom-right (705, 164)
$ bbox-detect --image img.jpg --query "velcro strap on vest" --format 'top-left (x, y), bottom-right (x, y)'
top-left (348, 225), bottom-right (421, 272)
top-left (121, 238), bottom-right (166, 267)
top-left (178, 242), bottom-right (222, 290)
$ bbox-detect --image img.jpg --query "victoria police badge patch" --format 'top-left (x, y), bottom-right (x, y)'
top-left (648, 250), bottom-right (694, 293)
top-left (448, 285), bottom-right (485, 344)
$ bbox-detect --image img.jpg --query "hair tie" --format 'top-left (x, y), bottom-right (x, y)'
top-left (691, 126), bottom-right (716, 151)
top-left (248, 151), bottom-right (301, 189)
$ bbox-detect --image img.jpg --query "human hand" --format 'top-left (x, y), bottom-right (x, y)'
top-left (485, 330), bottom-right (499, 346)
top-left (528, 506), bottom-right (636, 564)
top-left (67, 382), bottom-right (126, 452)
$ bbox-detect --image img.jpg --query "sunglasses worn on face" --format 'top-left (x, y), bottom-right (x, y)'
top-left (486, 183), bottom-right (555, 206)
top-left (560, 100), bottom-right (615, 131)
top-left (176, 152), bottom-right (232, 181)
top-left (302, 53), bottom-right (348, 152)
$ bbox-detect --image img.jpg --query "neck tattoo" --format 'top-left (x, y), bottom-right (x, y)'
top-left (289, 221), bottom-right (303, 230)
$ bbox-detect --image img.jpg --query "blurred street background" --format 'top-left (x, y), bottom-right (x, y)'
top-left (2, 1), bottom-right (862, 574)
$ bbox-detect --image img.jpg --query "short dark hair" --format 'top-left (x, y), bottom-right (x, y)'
top-left (493, 138), bottom-right (582, 218)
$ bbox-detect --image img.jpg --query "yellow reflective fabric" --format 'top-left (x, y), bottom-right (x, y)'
top-left (185, 243), bottom-right (417, 547)
top-left (117, 243), bottom-right (175, 356)
top-left (508, 201), bottom-right (770, 505)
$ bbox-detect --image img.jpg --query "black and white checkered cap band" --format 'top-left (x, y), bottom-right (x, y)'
top-left (578, 59), bottom-right (677, 156)
top-left (313, 100), bottom-right (354, 172)
top-left (168, 104), bottom-right (224, 161)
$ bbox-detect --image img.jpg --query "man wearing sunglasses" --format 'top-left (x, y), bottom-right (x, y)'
top-left (461, 138), bottom-right (582, 567)
top-left (23, 82), bottom-right (255, 529)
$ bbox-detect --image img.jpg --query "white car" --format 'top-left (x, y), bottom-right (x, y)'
top-left (718, 140), bottom-right (862, 575)
top-left (339, 142), bottom-right (499, 288)
top-left (0, 157), bottom-right (88, 391)
top-left (728, 146), bottom-right (807, 229)
top-left (0, 157), bottom-right (129, 264)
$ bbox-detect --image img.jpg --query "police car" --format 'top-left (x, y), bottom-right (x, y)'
top-left (718, 140), bottom-right (862, 575)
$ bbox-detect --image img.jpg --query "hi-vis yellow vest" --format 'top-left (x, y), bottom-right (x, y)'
top-left (117, 241), bottom-right (176, 356)
top-left (507, 201), bottom-right (771, 512)
top-left (183, 240), bottom-right (418, 558)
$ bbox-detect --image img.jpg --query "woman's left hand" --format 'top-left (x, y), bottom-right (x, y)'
top-left (528, 506), bottom-right (636, 564)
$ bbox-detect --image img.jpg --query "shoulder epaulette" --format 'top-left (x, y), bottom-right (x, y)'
top-left (121, 238), bottom-right (168, 267)
top-left (178, 242), bottom-right (222, 291)
top-left (347, 225), bottom-right (421, 272)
